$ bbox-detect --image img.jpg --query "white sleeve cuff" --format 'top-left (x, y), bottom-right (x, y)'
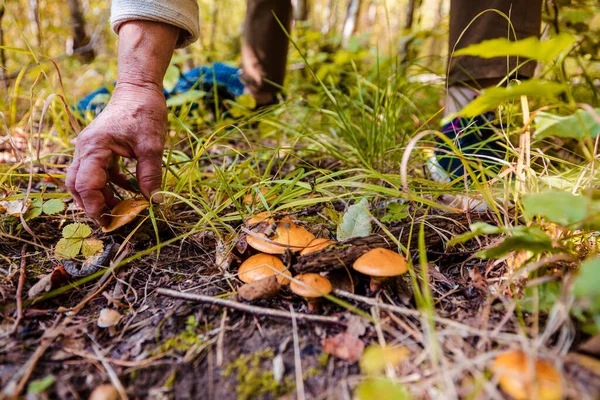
top-left (111, 0), bottom-right (200, 48)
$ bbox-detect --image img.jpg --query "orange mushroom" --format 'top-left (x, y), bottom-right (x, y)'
top-left (492, 350), bottom-right (562, 400)
top-left (246, 217), bottom-right (315, 254)
top-left (290, 273), bottom-right (333, 312)
top-left (353, 248), bottom-right (408, 291)
top-left (238, 253), bottom-right (291, 285)
top-left (299, 238), bottom-right (335, 256)
top-left (101, 198), bottom-right (150, 233)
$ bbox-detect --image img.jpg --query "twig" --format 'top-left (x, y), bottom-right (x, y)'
top-left (12, 245), bottom-right (27, 334)
top-left (156, 288), bottom-right (345, 326)
top-left (92, 343), bottom-right (129, 400)
top-left (333, 289), bottom-right (521, 342)
top-left (290, 306), bottom-right (305, 400)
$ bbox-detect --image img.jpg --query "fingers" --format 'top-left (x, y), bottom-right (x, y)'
top-left (66, 155), bottom-right (83, 209)
top-left (72, 148), bottom-right (114, 226)
top-left (107, 157), bottom-right (135, 191)
top-left (135, 149), bottom-right (164, 203)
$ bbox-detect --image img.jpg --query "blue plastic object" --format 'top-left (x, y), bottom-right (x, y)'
top-left (74, 62), bottom-right (245, 116)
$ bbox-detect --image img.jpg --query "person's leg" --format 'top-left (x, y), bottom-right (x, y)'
top-left (446, 0), bottom-right (543, 114)
top-left (241, 0), bottom-right (293, 105)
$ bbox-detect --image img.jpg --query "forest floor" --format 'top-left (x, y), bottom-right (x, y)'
top-left (1, 51), bottom-right (600, 399)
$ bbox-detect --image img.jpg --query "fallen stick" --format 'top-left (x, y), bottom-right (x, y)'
top-left (293, 213), bottom-right (491, 273)
top-left (156, 288), bottom-right (345, 326)
top-left (11, 245), bottom-right (27, 334)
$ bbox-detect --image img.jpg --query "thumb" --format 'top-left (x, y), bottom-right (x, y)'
top-left (135, 152), bottom-right (164, 203)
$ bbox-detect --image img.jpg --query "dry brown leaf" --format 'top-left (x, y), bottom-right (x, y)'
top-left (101, 198), bottom-right (150, 233)
top-left (579, 334), bottom-right (600, 357)
top-left (322, 332), bottom-right (365, 362)
top-left (238, 275), bottom-right (281, 301)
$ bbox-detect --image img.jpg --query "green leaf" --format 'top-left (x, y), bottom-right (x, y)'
top-left (459, 80), bottom-right (566, 118)
top-left (62, 223), bottom-right (92, 240)
top-left (476, 227), bottom-right (556, 259)
top-left (81, 238), bottom-right (104, 257)
top-left (337, 198), bottom-right (372, 241)
top-left (520, 281), bottom-right (561, 313)
top-left (42, 199), bottom-right (65, 215)
top-left (535, 108), bottom-right (600, 140)
top-left (355, 378), bottom-right (412, 400)
top-left (453, 33), bottom-right (575, 63)
top-left (166, 90), bottom-right (206, 107)
top-left (447, 222), bottom-right (504, 246)
top-left (55, 237), bottom-right (82, 259)
top-left (24, 206), bottom-right (43, 221)
top-left (573, 257), bottom-right (600, 299)
top-left (380, 202), bottom-right (408, 223)
top-left (27, 375), bottom-right (55, 394)
top-left (523, 192), bottom-right (590, 226)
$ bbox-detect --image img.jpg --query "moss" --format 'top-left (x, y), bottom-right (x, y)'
top-left (317, 352), bottom-right (330, 368)
top-left (163, 371), bottom-right (177, 389)
top-left (156, 315), bottom-right (203, 354)
top-left (223, 349), bottom-right (295, 400)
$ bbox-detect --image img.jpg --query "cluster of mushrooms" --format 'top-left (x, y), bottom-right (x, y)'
top-left (238, 212), bottom-right (408, 312)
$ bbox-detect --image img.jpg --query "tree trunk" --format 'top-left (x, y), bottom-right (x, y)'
top-left (428, 0), bottom-right (445, 68)
top-left (400, 0), bottom-right (423, 61)
top-left (67, 0), bottom-right (95, 63)
top-left (321, 0), bottom-right (334, 34)
top-left (28, 0), bottom-right (41, 48)
top-left (293, 0), bottom-right (310, 21)
top-left (293, 213), bottom-right (491, 273)
top-left (342, 0), bottom-right (362, 47)
top-left (0, 5), bottom-right (6, 91)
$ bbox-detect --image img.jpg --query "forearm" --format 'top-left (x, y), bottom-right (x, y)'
top-left (116, 20), bottom-right (179, 92)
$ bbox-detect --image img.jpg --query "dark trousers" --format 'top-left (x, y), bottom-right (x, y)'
top-left (241, 0), bottom-right (543, 93)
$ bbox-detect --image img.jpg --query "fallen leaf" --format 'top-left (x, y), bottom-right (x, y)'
top-left (0, 198), bottom-right (31, 217)
top-left (337, 198), bottom-right (371, 241)
top-left (81, 238), bottom-right (104, 257)
top-left (322, 332), bottom-right (365, 362)
top-left (101, 198), bottom-right (150, 233)
top-left (238, 275), bottom-right (280, 301)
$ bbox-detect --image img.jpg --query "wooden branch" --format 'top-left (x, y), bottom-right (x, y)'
top-left (293, 213), bottom-right (489, 273)
top-left (156, 288), bottom-right (345, 326)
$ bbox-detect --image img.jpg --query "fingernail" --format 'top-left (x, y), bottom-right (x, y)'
top-left (151, 191), bottom-right (164, 204)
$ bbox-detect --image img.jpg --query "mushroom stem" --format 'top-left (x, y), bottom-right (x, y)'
top-left (306, 299), bottom-right (321, 313)
top-left (369, 277), bottom-right (386, 292)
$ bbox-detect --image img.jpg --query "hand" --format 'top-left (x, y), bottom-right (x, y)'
top-left (66, 83), bottom-right (167, 226)
top-left (66, 20), bottom-right (179, 225)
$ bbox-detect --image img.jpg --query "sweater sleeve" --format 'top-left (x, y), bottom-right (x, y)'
top-left (110, 0), bottom-right (200, 48)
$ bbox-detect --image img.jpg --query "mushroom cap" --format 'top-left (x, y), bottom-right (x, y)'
top-left (97, 308), bottom-right (121, 328)
top-left (89, 384), bottom-right (120, 400)
top-left (352, 248), bottom-right (408, 277)
top-left (243, 188), bottom-right (276, 205)
top-left (246, 218), bottom-right (315, 254)
top-left (290, 273), bottom-right (333, 298)
top-left (492, 350), bottom-right (562, 400)
top-left (238, 253), bottom-right (291, 285)
top-left (246, 211), bottom-right (274, 225)
top-left (101, 198), bottom-right (150, 233)
top-left (299, 238), bottom-right (335, 256)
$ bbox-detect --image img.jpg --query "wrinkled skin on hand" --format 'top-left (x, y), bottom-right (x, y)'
top-left (66, 83), bottom-right (166, 226)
